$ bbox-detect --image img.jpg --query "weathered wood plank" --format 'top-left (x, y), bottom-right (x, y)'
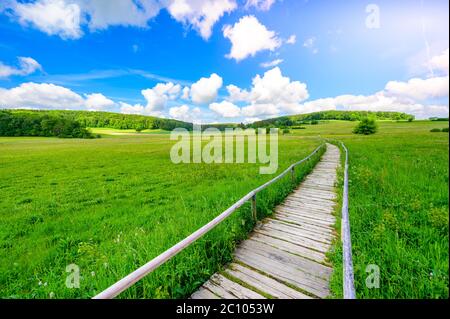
top-left (226, 263), bottom-right (311, 299)
top-left (191, 287), bottom-right (220, 299)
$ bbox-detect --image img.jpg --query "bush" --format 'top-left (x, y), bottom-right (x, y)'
top-left (310, 120), bottom-right (319, 125)
top-left (282, 128), bottom-right (290, 134)
top-left (442, 127), bottom-right (449, 132)
top-left (430, 128), bottom-right (442, 132)
top-left (353, 118), bottom-right (378, 135)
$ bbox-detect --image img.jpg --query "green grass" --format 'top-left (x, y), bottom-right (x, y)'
top-left (292, 120), bottom-right (448, 299)
top-left (0, 134), bottom-right (322, 298)
top-left (0, 119), bottom-right (448, 299)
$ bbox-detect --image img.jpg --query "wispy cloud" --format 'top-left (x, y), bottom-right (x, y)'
top-left (29, 68), bottom-right (192, 87)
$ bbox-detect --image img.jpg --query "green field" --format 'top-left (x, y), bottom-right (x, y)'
top-left (0, 120), bottom-right (448, 299)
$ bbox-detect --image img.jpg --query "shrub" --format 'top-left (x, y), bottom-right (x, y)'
top-left (430, 128), bottom-right (442, 132)
top-left (353, 118), bottom-right (378, 135)
top-left (282, 128), bottom-right (290, 134)
top-left (442, 127), bottom-right (449, 132)
top-left (310, 120), bottom-right (319, 125)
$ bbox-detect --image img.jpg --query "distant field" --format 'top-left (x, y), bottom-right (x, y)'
top-left (0, 120), bottom-right (448, 299)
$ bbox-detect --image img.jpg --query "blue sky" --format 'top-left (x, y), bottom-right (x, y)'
top-left (0, 0), bottom-right (448, 123)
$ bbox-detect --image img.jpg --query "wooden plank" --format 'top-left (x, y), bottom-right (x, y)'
top-left (239, 240), bottom-right (332, 279)
top-left (226, 263), bottom-right (311, 299)
top-left (272, 215), bottom-right (334, 235)
top-left (203, 280), bottom-right (239, 299)
top-left (249, 232), bottom-right (327, 264)
top-left (205, 274), bottom-right (266, 299)
top-left (191, 287), bottom-right (220, 299)
top-left (254, 227), bottom-right (330, 253)
top-left (265, 217), bottom-right (333, 237)
top-left (275, 211), bottom-right (335, 228)
top-left (234, 247), bottom-right (330, 298)
top-left (262, 219), bottom-right (333, 244)
top-left (275, 206), bottom-right (336, 223)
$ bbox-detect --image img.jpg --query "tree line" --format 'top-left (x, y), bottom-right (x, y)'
top-left (250, 110), bottom-right (415, 128)
top-left (0, 110), bottom-right (95, 138)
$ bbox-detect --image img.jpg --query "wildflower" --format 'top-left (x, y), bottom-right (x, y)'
top-left (49, 292), bottom-right (55, 299)
top-left (91, 271), bottom-right (96, 277)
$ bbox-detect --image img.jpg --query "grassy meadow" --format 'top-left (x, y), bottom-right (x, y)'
top-left (0, 119), bottom-right (448, 299)
top-left (0, 132), bottom-right (323, 298)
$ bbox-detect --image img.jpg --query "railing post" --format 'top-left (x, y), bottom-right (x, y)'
top-left (251, 195), bottom-right (257, 221)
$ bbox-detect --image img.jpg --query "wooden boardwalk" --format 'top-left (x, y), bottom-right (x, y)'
top-left (191, 143), bottom-right (340, 299)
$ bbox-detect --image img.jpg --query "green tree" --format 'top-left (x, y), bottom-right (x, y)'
top-left (353, 118), bottom-right (378, 135)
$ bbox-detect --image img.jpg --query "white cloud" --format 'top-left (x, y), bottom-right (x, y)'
top-left (8, 0), bottom-right (234, 40)
top-left (14, 0), bottom-right (83, 39)
top-left (297, 90), bottom-right (449, 120)
top-left (181, 86), bottom-right (190, 99)
top-left (429, 49), bottom-right (449, 75)
top-left (190, 73), bottom-right (223, 104)
top-left (225, 67), bottom-right (309, 117)
top-left (286, 34), bottom-right (296, 45)
top-left (228, 67), bottom-right (308, 104)
top-left (209, 100), bottom-right (241, 117)
top-left (260, 58), bottom-right (283, 68)
top-left (223, 15), bottom-right (282, 61)
top-left (244, 0), bottom-right (276, 11)
top-left (141, 82), bottom-right (181, 111)
top-left (385, 76), bottom-right (449, 101)
top-left (78, 0), bottom-right (161, 31)
top-left (167, 0), bottom-right (237, 40)
top-left (169, 104), bottom-right (201, 122)
top-left (303, 36), bottom-right (318, 54)
top-left (85, 93), bottom-right (115, 110)
top-left (0, 82), bottom-right (85, 109)
top-left (119, 102), bottom-right (145, 115)
top-left (0, 56), bottom-right (42, 78)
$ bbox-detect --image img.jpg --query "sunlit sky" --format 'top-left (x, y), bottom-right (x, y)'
top-left (0, 0), bottom-right (448, 123)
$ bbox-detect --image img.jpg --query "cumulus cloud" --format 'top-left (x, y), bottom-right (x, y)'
top-left (385, 76), bottom-right (449, 101)
top-left (7, 0), bottom-right (235, 40)
top-left (190, 73), bottom-right (223, 104)
top-left (0, 82), bottom-right (85, 109)
top-left (0, 57), bottom-right (42, 78)
top-left (13, 0), bottom-right (83, 39)
top-left (223, 15), bottom-right (282, 61)
top-left (119, 101), bottom-right (145, 115)
top-left (85, 93), bottom-right (115, 110)
top-left (169, 104), bottom-right (201, 122)
top-left (227, 67), bottom-right (308, 117)
top-left (167, 0), bottom-right (237, 40)
top-left (429, 48), bottom-right (449, 75)
top-left (244, 0), bottom-right (276, 11)
top-left (223, 67), bottom-right (309, 117)
top-left (260, 58), bottom-right (283, 68)
top-left (209, 100), bottom-right (241, 117)
top-left (141, 82), bottom-right (181, 111)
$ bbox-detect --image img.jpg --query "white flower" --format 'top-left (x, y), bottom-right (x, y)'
top-left (38, 281), bottom-right (42, 286)
top-left (49, 292), bottom-right (55, 299)
top-left (91, 271), bottom-right (96, 277)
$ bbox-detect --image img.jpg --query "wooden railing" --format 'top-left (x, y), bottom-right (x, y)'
top-left (93, 143), bottom-right (326, 299)
top-left (340, 142), bottom-right (356, 299)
